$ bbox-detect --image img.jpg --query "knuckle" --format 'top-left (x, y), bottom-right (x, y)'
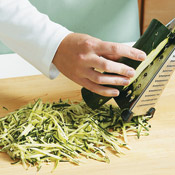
top-left (113, 78), bottom-right (123, 86)
top-left (129, 48), bottom-right (136, 58)
top-left (83, 39), bottom-right (95, 50)
top-left (119, 64), bottom-right (128, 75)
top-left (121, 78), bottom-right (127, 85)
top-left (119, 78), bottom-right (126, 86)
top-left (78, 53), bottom-right (85, 61)
top-left (111, 43), bottom-right (119, 54)
top-left (101, 62), bottom-right (110, 72)
top-left (114, 78), bottom-right (121, 85)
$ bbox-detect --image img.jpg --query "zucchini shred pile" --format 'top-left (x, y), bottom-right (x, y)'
top-left (0, 99), bottom-right (151, 171)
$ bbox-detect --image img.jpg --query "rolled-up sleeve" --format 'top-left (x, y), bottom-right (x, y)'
top-left (0, 0), bottom-right (72, 79)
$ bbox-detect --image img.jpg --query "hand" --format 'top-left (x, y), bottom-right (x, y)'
top-left (52, 33), bottom-right (146, 97)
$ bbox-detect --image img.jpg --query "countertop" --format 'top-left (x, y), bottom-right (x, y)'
top-left (0, 72), bottom-right (175, 175)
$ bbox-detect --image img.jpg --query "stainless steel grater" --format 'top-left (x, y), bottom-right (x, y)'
top-left (120, 19), bottom-right (175, 122)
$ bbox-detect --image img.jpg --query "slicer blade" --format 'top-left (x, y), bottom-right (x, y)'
top-left (120, 47), bottom-right (175, 122)
top-left (166, 18), bottom-right (175, 30)
top-left (117, 19), bottom-right (175, 122)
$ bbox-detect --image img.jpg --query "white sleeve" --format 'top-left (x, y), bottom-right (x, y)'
top-left (0, 0), bottom-right (72, 79)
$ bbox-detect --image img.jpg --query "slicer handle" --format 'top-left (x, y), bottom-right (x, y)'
top-left (146, 107), bottom-right (156, 118)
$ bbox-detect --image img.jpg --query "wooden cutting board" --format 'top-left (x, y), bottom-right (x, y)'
top-left (0, 73), bottom-right (175, 175)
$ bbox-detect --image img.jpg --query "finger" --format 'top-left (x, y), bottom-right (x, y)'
top-left (87, 69), bottom-right (130, 86)
top-left (95, 41), bottom-right (146, 61)
top-left (80, 78), bottom-right (120, 97)
top-left (88, 55), bottom-right (135, 78)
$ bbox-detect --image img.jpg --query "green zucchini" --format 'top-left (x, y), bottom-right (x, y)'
top-left (81, 19), bottom-right (172, 110)
top-left (0, 99), bottom-right (151, 171)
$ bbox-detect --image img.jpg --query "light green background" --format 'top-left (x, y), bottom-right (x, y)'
top-left (0, 0), bottom-right (140, 54)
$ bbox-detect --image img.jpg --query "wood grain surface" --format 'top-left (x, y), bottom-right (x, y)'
top-left (0, 73), bottom-right (175, 175)
top-left (142, 0), bottom-right (175, 33)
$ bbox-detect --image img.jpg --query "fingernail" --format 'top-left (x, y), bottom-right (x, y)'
top-left (138, 53), bottom-right (146, 61)
top-left (123, 79), bottom-right (130, 85)
top-left (112, 90), bottom-right (120, 96)
top-left (127, 70), bottom-right (135, 77)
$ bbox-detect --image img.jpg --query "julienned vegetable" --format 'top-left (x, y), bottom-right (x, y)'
top-left (0, 99), bottom-right (151, 171)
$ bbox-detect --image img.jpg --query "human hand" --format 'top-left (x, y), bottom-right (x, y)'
top-left (52, 33), bottom-right (146, 97)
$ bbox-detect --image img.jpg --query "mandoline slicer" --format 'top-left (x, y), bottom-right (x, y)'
top-left (118, 19), bottom-right (175, 122)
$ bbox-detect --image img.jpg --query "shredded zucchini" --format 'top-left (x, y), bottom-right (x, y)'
top-left (0, 99), bottom-right (151, 171)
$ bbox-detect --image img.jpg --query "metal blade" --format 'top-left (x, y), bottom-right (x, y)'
top-left (118, 19), bottom-right (175, 122)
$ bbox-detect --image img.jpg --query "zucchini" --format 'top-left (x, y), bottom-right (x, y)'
top-left (0, 99), bottom-right (151, 171)
top-left (81, 19), bottom-right (172, 110)
top-left (115, 34), bottom-right (175, 110)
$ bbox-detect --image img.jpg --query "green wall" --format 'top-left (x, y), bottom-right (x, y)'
top-left (0, 0), bottom-right (140, 54)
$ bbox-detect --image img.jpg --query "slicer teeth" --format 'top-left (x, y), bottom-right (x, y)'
top-left (129, 95), bottom-right (135, 102)
top-left (135, 84), bottom-right (141, 90)
top-left (126, 90), bottom-right (132, 97)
